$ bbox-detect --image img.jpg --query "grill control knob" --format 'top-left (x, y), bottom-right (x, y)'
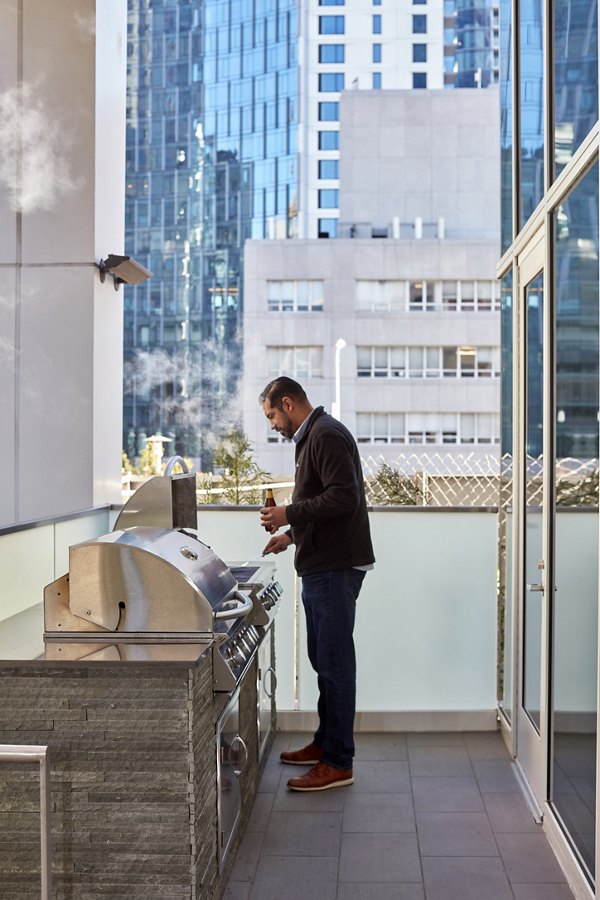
top-left (231, 645), bottom-right (245, 667)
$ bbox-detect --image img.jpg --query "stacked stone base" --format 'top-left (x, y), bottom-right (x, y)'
top-left (0, 640), bottom-right (275, 900)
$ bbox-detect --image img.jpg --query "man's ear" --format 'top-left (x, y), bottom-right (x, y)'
top-left (281, 396), bottom-right (293, 412)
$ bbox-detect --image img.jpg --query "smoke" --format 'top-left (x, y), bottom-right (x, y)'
top-left (74, 12), bottom-right (96, 38)
top-left (124, 340), bottom-right (243, 451)
top-left (0, 81), bottom-right (82, 213)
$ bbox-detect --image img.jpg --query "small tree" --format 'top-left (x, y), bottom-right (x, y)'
top-left (122, 450), bottom-right (135, 474)
top-left (371, 462), bottom-right (422, 506)
top-left (556, 471), bottom-right (599, 507)
top-left (212, 429), bottom-right (269, 504)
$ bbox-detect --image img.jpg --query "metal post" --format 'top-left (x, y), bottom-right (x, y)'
top-left (0, 744), bottom-right (52, 899)
top-left (332, 337), bottom-right (346, 420)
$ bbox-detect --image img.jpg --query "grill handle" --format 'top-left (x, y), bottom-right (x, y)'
top-left (231, 735), bottom-right (248, 776)
top-left (164, 455), bottom-right (190, 475)
top-left (214, 590), bottom-right (254, 621)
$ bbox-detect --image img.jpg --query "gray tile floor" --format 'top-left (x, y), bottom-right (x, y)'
top-left (223, 731), bottom-right (576, 900)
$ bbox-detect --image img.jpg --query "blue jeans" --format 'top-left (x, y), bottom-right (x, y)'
top-left (301, 568), bottom-right (366, 771)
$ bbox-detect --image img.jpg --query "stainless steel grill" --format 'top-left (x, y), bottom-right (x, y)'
top-left (43, 471), bottom-right (283, 691)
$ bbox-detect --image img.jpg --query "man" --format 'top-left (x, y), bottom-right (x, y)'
top-left (259, 377), bottom-right (374, 791)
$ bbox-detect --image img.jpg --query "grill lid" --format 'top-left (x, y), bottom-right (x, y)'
top-left (63, 526), bottom-right (240, 633)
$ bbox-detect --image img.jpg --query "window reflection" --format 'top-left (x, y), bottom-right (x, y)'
top-left (518, 0), bottom-right (544, 225)
top-left (500, 0), bottom-right (512, 250)
top-left (552, 162), bottom-right (599, 880)
top-left (553, 0), bottom-right (598, 177)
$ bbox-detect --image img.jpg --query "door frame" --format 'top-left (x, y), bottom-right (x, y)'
top-left (514, 225), bottom-right (551, 815)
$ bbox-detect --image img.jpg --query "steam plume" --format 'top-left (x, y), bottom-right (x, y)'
top-left (0, 81), bottom-right (81, 213)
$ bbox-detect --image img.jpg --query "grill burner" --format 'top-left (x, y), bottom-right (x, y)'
top-left (228, 566), bottom-right (260, 582)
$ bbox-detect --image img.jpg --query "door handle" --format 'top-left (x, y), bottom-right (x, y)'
top-left (527, 582), bottom-right (544, 593)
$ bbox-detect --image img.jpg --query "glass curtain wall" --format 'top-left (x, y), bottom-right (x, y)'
top-left (551, 163), bottom-right (599, 881)
top-left (124, 1), bottom-right (204, 459)
top-left (124, 0), bottom-right (298, 466)
top-left (500, 0), bottom-right (512, 251)
top-left (553, 0), bottom-right (598, 176)
top-left (518, 0), bottom-right (544, 226)
top-left (500, 0), bottom-right (599, 883)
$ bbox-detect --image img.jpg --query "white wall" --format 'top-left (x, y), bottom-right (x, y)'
top-left (242, 237), bottom-right (501, 475)
top-left (0, 505), bottom-right (501, 719)
top-left (338, 88), bottom-right (500, 238)
top-left (0, 0), bottom-right (126, 528)
top-left (181, 507), bottom-right (500, 718)
top-left (0, 508), bottom-right (111, 622)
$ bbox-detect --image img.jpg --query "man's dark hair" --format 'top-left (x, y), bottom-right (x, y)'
top-left (259, 377), bottom-right (308, 409)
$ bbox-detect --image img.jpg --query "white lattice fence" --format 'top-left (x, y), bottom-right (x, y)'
top-left (361, 451), bottom-right (502, 507)
top-left (360, 453), bottom-right (599, 508)
top-left (157, 453), bottom-right (599, 510)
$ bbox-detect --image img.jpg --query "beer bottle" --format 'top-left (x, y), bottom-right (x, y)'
top-left (263, 487), bottom-right (276, 531)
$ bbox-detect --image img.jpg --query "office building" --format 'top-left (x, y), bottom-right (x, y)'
top-left (243, 87), bottom-right (501, 474)
top-left (124, 0), bottom-right (499, 464)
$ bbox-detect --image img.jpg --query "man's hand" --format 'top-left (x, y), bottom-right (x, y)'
top-left (260, 503), bottom-right (289, 533)
top-left (262, 532), bottom-right (292, 556)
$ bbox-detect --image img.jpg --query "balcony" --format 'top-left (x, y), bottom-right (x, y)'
top-left (0, 496), bottom-right (583, 898)
top-left (225, 730), bottom-right (573, 899)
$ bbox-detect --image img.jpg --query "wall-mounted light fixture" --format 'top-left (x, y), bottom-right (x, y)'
top-left (98, 254), bottom-right (152, 291)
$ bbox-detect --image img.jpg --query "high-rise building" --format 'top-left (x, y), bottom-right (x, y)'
top-left (124, 0), bottom-right (500, 465)
top-left (242, 87), bottom-right (501, 473)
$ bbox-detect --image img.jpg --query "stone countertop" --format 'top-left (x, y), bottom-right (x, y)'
top-left (0, 602), bottom-right (213, 667)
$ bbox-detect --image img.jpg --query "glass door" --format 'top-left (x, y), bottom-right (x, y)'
top-left (516, 231), bottom-right (548, 810)
top-left (550, 163), bottom-right (599, 883)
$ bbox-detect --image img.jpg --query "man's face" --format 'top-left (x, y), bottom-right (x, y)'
top-left (263, 398), bottom-right (295, 440)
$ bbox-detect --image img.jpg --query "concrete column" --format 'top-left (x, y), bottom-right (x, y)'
top-left (0, 0), bottom-right (126, 525)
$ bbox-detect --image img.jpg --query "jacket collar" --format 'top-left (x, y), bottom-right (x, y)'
top-left (294, 406), bottom-right (325, 445)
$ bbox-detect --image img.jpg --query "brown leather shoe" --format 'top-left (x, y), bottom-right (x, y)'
top-left (280, 741), bottom-right (323, 766)
top-left (287, 762), bottom-right (354, 791)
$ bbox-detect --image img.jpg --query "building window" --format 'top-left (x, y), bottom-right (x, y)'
top-left (266, 346), bottom-right (324, 378)
top-left (373, 43), bottom-right (382, 63)
top-left (356, 281), bottom-right (500, 313)
top-left (318, 101), bottom-right (340, 121)
top-left (319, 73), bottom-right (345, 92)
top-left (318, 218), bottom-right (338, 237)
top-left (319, 15), bottom-right (345, 34)
top-left (357, 347), bottom-right (406, 378)
top-left (373, 72), bottom-right (382, 89)
top-left (373, 14), bottom-right (382, 33)
top-left (267, 281), bottom-right (324, 313)
top-left (356, 346), bottom-right (500, 378)
top-left (356, 280), bottom-right (407, 311)
top-left (318, 159), bottom-right (339, 179)
top-left (412, 14), bottom-right (427, 32)
top-left (357, 413), bottom-right (406, 444)
top-left (409, 281), bottom-right (434, 310)
top-left (442, 281), bottom-right (458, 311)
top-left (319, 44), bottom-right (345, 63)
top-left (412, 43), bottom-right (427, 62)
top-left (355, 280), bottom-right (500, 312)
top-left (413, 72), bottom-right (427, 88)
top-left (373, 0), bottom-right (382, 4)
top-left (356, 412), bottom-right (500, 445)
top-left (320, 0), bottom-right (344, 4)
top-left (318, 130), bottom-right (340, 150)
top-left (318, 189), bottom-right (339, 208)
